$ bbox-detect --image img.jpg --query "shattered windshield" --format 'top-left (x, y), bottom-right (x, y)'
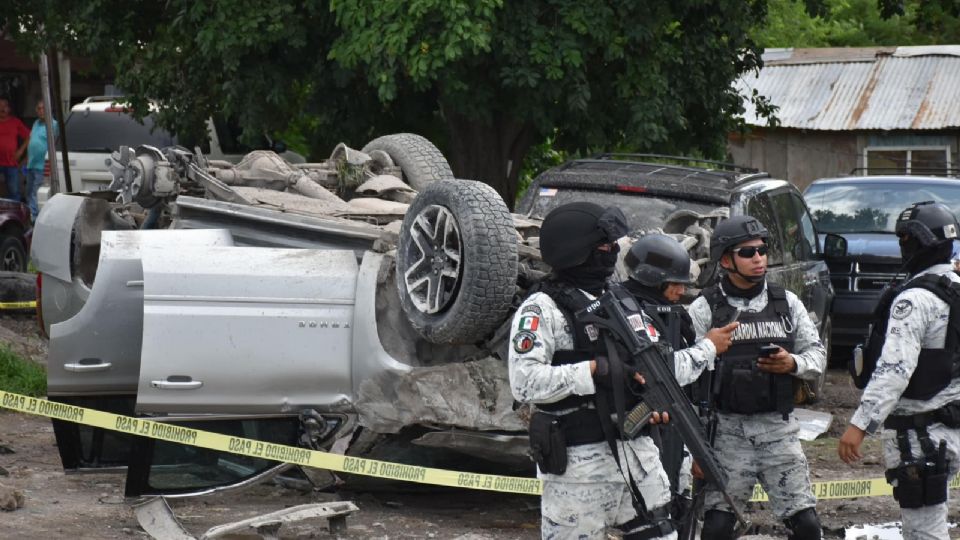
top-left (525, 187), bottom-right (724, 232)
top-left (804, 182), bottom-right (960, 234)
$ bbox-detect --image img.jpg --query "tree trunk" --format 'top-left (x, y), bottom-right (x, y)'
top-left (443, 110), bottom-right (534, 210)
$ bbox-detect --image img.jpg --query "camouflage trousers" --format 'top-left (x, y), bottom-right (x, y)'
top-left (704, 412), bottom-right (816, 520)
top-left (881, 422), bottom-right (960, 540)
top-left (540, 436), bottom-right (676, 540)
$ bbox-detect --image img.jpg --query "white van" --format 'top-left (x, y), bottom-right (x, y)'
top-left (44, 97), bottom-right (303, 199)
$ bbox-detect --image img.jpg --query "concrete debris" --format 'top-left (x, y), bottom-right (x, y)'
top-left (794, 408), bottom-right (833, 441)
top-left (0, 484), bottom-right (24, 511)
top-left (355, 357), bottom-right (524, 434)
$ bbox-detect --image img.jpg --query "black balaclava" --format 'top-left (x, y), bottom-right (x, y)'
top-left (720, 273), bottom-right (765, 299)
top-left (901, 236), bottom-right (953, 274)
top-left (540, 203), bottom-right (628, 295)
top-left (557, 243), bottom-right (620, 295)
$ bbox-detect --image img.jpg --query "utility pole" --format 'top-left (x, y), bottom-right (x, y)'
top-left (38, 49), bottom-right (62, 194)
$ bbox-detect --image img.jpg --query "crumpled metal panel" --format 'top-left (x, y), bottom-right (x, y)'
top-left (355, 357), bottom-right (525, 433)
top-left (738, 51), bottom-right (960, 130)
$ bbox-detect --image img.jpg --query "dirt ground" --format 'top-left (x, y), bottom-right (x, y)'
top-left (1, 311), bottom-right (959, 539)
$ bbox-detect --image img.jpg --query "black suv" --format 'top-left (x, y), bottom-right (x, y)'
top-left (803, 176), bottom-right (960, 350)
top-left (517, 155), bottom-right (835, 395)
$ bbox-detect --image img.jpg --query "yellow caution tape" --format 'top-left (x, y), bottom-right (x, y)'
top-left (0, 300), bottom-right (36, 309)
top-left (0, 390), bottom-right (541, 495)
top-left (2, 389), bottom-right (958, 500)
top-left (750, 470), bottom-right (960, 502)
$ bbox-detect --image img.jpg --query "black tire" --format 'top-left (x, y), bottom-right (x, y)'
top-left (361, 133), bottom-right (454, 191)
top-left (396, 179), bottom-right (518, 344)
top-left (0, 235), bottom-right (27, 273)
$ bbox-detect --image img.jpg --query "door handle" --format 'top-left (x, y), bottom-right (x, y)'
top-left (64, 361), bottom-right (112, 373)
top-left (151, 379), bottom-right (203, 390)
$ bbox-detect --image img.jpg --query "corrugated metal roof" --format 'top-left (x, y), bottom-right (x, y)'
top-left (738, 47), bottom-right (960, 130)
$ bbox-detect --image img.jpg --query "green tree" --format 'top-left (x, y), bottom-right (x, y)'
top-left (3, 1), bottom-right (772, 206)
top-left (755, 0), bottom-right (960, 47)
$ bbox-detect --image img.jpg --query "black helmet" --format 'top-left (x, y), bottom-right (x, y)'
top-left (540, 202), bottom-right (628, 270)
top-left (709, 215), bottom-right (769, 261)
top-left (895, 201), bottom-right (959, 248)
top-left (624, 234), bottom-right (692, 287)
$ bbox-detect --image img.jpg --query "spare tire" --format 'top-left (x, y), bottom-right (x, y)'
top-left (361, 133), bottom-right (454, 191)
top-left (397, 179), bottom-right (518, 344)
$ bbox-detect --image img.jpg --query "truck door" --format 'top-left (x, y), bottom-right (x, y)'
top-left (45, 228), bottom-right (235, 472)
top-left (123, 247), bottom-right (357, 496)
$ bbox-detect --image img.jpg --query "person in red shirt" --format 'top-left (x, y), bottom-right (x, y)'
top-left (0, 97), bottom-right (30, 202)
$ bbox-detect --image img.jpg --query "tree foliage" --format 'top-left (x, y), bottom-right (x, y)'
top-left (3, 1), bottom-right (772, 205)
top-left (756, 0), bottom-right (960, 47)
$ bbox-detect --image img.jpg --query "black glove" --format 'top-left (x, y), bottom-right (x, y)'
top-left (592, 356), bottom-right (611, 388)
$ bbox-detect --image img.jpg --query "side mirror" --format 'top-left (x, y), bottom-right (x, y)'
top-left (822, 233), bottom-right (848, 258)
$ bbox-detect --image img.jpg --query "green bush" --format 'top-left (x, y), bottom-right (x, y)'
top-left (0, 346), bottom-right (46, 397)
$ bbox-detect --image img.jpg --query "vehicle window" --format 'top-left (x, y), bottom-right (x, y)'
top-left (792, 194), bottom-right (819, 259)
top-left (63, 111), bottom-right (176, 152)
top-left (769, 192), bottom-right (800, 264)
top-left (125, 416), bottom-right (301, 496)
top-left (745, 194), bottom-right (784, 266)
top-left (50, 396), bottom-right (137, 470)
top-left (525, 188), bottom-right (725, 232)
top-left (804, 181), bottom-right (960, 234)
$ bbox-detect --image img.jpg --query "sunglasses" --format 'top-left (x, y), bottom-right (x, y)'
top-left (731, 245), bottom-right (768, 258)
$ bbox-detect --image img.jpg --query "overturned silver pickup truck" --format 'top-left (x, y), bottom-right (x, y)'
top-left (33, 136), bottom-right (834, 498)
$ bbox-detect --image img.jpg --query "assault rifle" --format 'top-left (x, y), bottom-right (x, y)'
top-left (575, 290), bottom-right (750, 532)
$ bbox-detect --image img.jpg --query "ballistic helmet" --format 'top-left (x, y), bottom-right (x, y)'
top-left (709, 215), bottom-right (769, 261)
top-left (625, 234), bottom-right (693, 287)
top-left (895, 201), bottom-right (959, 248)
top-left (539, 202), bottom-right (629, 270)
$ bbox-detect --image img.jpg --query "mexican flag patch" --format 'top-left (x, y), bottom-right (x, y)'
top-left (518, 315), bottom-right (540, 331)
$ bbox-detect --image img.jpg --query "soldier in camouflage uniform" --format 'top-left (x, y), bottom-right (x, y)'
top-left (839, 202), bottom-right (960, 540)
top-left (621, 233), bottom-right (739, 523)
top-left (688, 215), bottom-right (825, 540)
top-left (509, 202), bottom-right (678, 540)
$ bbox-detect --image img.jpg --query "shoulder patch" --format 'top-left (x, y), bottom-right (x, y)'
top-left (518, 315), bottom-right (540, 331)
top-left (892, 299), bottom-right (914, 320)
top-left (513, 331), bottom-right (537, 353)
top-left (521, 304), bottom-right (543, 316)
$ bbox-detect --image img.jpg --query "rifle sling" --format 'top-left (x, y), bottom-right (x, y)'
top-left (603, 335), bottom-right (651, 517)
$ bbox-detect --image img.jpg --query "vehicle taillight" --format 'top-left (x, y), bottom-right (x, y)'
top-left (617, 185), bottom-right (647, 193)
top-left (104, 106), bottom-right (130, 113)
top-left (36, 272), bottom-right (46, 338)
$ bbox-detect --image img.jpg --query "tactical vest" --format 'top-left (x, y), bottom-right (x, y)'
top-left (703, 283), bottom-right (796, 417)
top-left (857, 273), bottom-right (960, 400)
top-left (640, 302), bottom-right (692, 353)
top-left (532, 280), bottom-right (641, 413)
top-left (632, 295), bottom-right (693, 495)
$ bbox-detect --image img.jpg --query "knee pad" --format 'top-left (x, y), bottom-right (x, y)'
top-left (700, 510), bottom-right (736, 540)
top-left (784, 508), bottom-right (821, 540)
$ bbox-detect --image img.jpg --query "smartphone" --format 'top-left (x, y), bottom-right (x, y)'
top-left (759, 344), bottom-right (781, 357)
top-left (726, 308), bottom-right (741, 325)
